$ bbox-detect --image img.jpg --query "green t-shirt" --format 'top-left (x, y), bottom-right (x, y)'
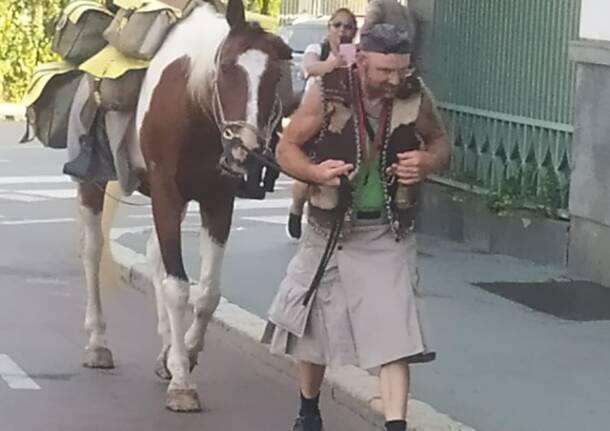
top-left (352, 115), bottom-right (385, 211)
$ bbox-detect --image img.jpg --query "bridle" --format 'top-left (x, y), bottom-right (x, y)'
top-left (211, 36), bottom-right (284, 175)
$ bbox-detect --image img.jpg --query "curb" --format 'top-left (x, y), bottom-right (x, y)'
top-left (0, 103), bottom-right (26, 121)
top-left (110, 239), bottom-right (477, 431)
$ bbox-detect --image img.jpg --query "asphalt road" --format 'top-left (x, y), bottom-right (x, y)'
top-left (0, 122), bottom-right (373, 431)
top-left (1, 121), bottom-right (610, 431)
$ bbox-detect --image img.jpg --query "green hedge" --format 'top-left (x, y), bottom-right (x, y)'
top-left (0, 0), bottom-right (278, 103)
top-left (0, 0), bottom-right (71, 102)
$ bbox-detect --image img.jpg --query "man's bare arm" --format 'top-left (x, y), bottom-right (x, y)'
top-left (276, 81), bottom-right (353, 186)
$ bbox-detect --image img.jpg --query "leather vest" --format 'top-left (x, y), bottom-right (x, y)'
top-left (305, 67), bottom-right (424, 240)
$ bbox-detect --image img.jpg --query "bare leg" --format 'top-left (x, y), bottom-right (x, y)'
top-left (78, 181), bottom-right (114, 369)
top-left (297, 361), bottom-right (326, 398)
top-left (379, 359), bottom-right (410, 421)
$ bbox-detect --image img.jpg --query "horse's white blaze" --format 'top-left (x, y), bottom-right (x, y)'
top-left (162, 275), bottom-right (193, 390)
top-left (79, 203), bottom-right (106, 350)
top-left (136, 4), bottom-right (228, 133)
top-left (185, 227), bottom-right (224, 354)
top-left (237, 49), bottom-right (269, 128)
top-left (234, 49), bottom-right (269, 151)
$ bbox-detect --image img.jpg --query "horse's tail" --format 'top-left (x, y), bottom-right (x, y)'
top-left (99, 181), bottom-right (123, 291)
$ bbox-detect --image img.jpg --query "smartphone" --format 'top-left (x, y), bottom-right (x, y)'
top-left (339, 43), bottom-right (356, 67)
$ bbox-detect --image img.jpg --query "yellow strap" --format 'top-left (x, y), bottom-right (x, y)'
top-left (21, 62), bottom-right (77, 107)
top-left (79, 45), bottom-right (149, 79)
top-left (63, 0), bottom-right (113, 24)
top-left (113, 0), bottom-right (181, 15)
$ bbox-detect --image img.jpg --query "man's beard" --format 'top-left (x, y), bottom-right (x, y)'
top-left (362, 70), bottom-right (398, 100)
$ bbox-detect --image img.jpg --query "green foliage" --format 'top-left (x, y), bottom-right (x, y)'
top-left (0, 0), bottom-right (71, 102)
top-left (245, 0), bottom-right (280, 16)
top-left (485, 166), bottom-right (565, 219)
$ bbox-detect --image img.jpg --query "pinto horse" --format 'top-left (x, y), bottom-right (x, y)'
top-left (76, 0), bottom-right (291, 412)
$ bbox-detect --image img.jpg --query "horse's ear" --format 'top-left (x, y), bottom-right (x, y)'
top-left (271, 36), bottom-right (293, 60)
top-left (226, 0), bottom-right (246, 28)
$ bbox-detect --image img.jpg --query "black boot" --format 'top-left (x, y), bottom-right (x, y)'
top-left (292, 415), bottom-right (323, 431)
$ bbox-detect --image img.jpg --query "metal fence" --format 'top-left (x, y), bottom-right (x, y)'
top-left (430, 0), bottom-right (581, 211)
top-left (279, 0), bottom-right (368, 24)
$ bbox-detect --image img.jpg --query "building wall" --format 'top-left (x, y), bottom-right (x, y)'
top-left (580, 0), bottom-right (610, 41)
top-left (568, 0), bottom-right (610, 285)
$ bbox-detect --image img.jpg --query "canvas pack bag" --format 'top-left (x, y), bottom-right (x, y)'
top-left (103, 0), bottom-right (181, 61)
top-left (52, 0), bottom-right (114, 64)
top-left (79, 45), bottom-right (148, 112)
top-left (21, 62), bottom-right (83, 149)
top-left (88, 70), bottom-right (146, 112)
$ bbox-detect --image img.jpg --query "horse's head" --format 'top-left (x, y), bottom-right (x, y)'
top-left (213, 0), bottom-right (292, 175)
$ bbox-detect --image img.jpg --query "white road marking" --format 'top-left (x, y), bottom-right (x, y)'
top-left (241, 215), bottom-right (302, 225)
top-left (0, 193), bottom-right (47, 202)
top-left (26, 278), bottom-right (69, 286)
top-left (130, 198), bottom-right (292, 220)
top-left (0, 159), bottom-right (8, 163)
top-left (18, 189), bottom-right (76, 199)
top-left (0, 175), bottom-right (70, 185)
top-left (0, 354), bottom-right (41, 390)
top-left (0, 217), bottom-right (76, 226)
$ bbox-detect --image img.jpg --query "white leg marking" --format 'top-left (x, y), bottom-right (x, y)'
top-left (0, 354), bottom-right (40, 390)
top-left (79, 203), bottom-right (107, 351)
top-left (185, 227), bottom-right (225, 356)
top-left (163, 276), bottom-right (193, 391)
top-left (146, 231), bottom-right (171, 356)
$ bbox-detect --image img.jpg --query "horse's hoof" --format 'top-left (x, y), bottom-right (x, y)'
top-left (155, 356), bottom-right (172, 381)
top-left (83, 347), bottom-right (115, 369)
top-left (165, 389), bottom-right (202, 412)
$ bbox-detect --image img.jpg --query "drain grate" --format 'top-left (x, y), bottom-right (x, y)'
top-left (473, 280), bottom-right (610, 321)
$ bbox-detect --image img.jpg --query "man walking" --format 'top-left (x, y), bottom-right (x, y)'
top-left (263, 24), bottom-right (449, 431)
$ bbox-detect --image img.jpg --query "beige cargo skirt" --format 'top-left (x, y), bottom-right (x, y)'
top-left (262, 224), bottom-right (435, 370)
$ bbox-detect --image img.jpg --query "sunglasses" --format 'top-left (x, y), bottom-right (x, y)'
top-left (331, 21), bottom-right (355, 31)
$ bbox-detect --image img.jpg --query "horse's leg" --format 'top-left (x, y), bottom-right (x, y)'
top-left (150, 178), bottom-right (200, 412)
top-left (147, 204), bottom-right (189, 381)
top-left (184, 204), bottom-right (232, 368)
top-left (78, 181), bottom-right (114, 369)
top-left (146, 231), bottom-right (171, 380)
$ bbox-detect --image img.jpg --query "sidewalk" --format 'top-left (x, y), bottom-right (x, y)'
top-left (112, 223), bottom-right (610, 431)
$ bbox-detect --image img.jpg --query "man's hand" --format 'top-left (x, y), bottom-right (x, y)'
top-left (391, 150), bottom-right (436, 185)
top-left (310, 159), bottom-right (353, 186)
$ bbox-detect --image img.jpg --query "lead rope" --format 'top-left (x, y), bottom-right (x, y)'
top-left (302, 175), bottom-right (352, 306)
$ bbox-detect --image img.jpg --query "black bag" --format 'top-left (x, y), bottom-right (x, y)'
top-left (51, 0), bottom-right (114, 64)
top-left (21, 64), bottom-right (83, 149)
